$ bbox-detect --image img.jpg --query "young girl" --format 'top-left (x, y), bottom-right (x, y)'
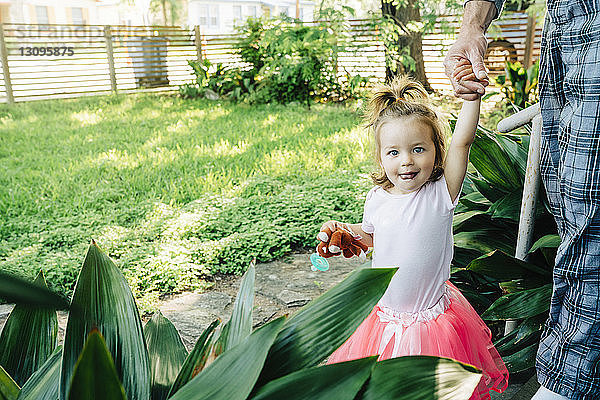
top-left (320, 67), bottom-right (508, 400)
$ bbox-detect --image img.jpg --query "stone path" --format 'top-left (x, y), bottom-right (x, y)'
top-left (0, 252), bottom-right (534, 399)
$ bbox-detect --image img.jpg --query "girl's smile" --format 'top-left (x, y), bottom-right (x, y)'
top-left (378, 117), bottom-right (436, 195)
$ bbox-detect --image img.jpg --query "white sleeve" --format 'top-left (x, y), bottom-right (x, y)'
top-left (361, 187), bottom-right (377, 234)
top-left (437, 176), bottom-right (460, 213)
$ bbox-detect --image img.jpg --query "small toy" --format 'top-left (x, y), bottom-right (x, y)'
top-left (310, 253), bottom-right (330, 272)
top-left (316, 225), bottom-right (368, 261)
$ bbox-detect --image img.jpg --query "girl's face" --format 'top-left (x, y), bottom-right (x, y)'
top-left (378, 117), bottom-right (436, 195)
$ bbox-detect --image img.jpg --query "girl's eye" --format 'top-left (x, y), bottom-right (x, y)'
top-left (413, 147), bottom-right (424, 154)
top-left (389, 150), bottom-right (398, 156)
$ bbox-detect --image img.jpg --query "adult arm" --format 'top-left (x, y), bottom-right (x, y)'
top-left (443, 0), bottom-right (502, 100)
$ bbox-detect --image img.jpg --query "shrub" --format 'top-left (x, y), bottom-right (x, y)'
top-left (0, 244), bottom-right (482, 399)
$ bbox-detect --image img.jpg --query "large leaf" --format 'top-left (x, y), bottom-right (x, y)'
top-left (468, 175), bottom-right (504, 203)
top-left (143, 312), bottom-right (188, 400)
top-left (250, 357), bottom-right (376, 400)
top-left (495, 316), bottom-right (543, 355)
top-left (0, 272), bottom-right (69, 310)
top-left (17, 346), bottom-right (61, 400)
top-left (482, 284), bottom-right (552, 320)
top-left (467, 250), bottom-right (550, 281)
top-left (361, 356), bottom-right (482, 400)
top-left (257, 268), bottom-right (396, 384)
top-left (67, 330), bottom-right (126, 400)
top-left (528, 234), bottom-right (560, 253)
top-left (0, 366), bottom-right (19, 400)
top-left (502, 343), bottom-right (538, 374)
top-left (215, 261), bottom-right (255, 353)
top-left (168, 319), bottom-right (220, 397)
top-left (487, 191), bottom-right (521, 221)
top-left (495, 133), bottom-right (528, 177)
top-left (454, 231), bottom-right (514, 255)
top-left (170, 316), bottom-right (285, 400)
top-left (60, 241), bottom-right (150, 400)
top-left (471, 132), bottom-right (522, 191)
top-left (0, 271), bottom-right (58, 386)
top-left (452, 210), bottom-right (486, 231)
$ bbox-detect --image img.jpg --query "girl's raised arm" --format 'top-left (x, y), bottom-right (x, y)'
top-left (444, 97), bottom-right (481, 203)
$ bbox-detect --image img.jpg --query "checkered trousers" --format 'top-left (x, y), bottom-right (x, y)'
top-left (536, 2), bottom-right (600, 398)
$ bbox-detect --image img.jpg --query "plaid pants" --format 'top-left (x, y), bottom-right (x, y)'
top-left (537, 1), bottom-right (600, 398)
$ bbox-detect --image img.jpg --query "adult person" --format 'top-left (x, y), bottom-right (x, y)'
top-left (444, 1), bottom-right (600, 399)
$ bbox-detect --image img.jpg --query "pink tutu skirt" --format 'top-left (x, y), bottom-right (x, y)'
top-left (327, 281), bottom-right (509, 400)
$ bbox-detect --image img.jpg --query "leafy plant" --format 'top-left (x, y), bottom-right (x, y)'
top-left (495, 60), bottom-right (539, 109)
top-left (0, 241), bottom-right (483, 399)
top-left (449, 119), bottom-right (557, 375)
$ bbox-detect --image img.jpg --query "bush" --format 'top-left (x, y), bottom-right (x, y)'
top-left (181, 14), bottom-right (372, 105)
top-left (0, 245), bottom-right (482, 399)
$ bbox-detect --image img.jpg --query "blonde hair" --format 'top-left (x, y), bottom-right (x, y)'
top-left (364, 76), bottom-right (448, 189)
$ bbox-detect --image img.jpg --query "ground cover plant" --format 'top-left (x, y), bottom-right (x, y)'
top-left (0, 93), bottom-right (373, 308)
top-left (0, 243), bottom-right (482, 399)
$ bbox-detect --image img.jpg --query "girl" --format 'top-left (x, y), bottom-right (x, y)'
top-left (319, 68), bottom-right (508, 400)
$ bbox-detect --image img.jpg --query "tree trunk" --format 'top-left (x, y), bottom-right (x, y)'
top-left (381, 0), bottom-right (433, 92)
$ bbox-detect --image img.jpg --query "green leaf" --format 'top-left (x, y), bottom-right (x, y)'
top-left (495, 134), bottom-right (527, 177)
top-left (467, 250), bottom-right (550, 281)
top-left (471, 131), bottom-right (522, 191)
top-left (67, 330), bottom-right (126, 400)
top-left (60, 241), bottom-right (150, 400)
top-left (0, 272), bottom-right (69, 310)
top-left (454, 231), bottom-right (514, 255)
top-left (361, 356), bottom-right (482, 400)
top-left (488, 191), bottom-right (521, 221)
top-left (468, 175), bottom-right (504, 203)
top-left (502, 343), bottom-right (538, 374)
top-left (257, 268), bottom-right (397, 384)
top-left (168, 319), bottom-right (220, 397)
top-left (250, 357), bottom-right (376, 400)
top-left (170, 316), bottom-right (285, 400)
top-left (452, 210), bottom-right (485, 231)
top-left (17, 346), bottom-right (61, 400)
top-left (143, 312), bottom-right (188, 400)
top-left (458, 191), bottom-right (492, 211)
top-left (528, 234), bottom-right (560, 254)
top-left (482, 284), bottom-right (552, 320)
top-left (0, 366), bottom-right (19, 400)
top-left (216, 261), bottom-right (255, 353)
top-left (0, 271), bottom-right (58, 386)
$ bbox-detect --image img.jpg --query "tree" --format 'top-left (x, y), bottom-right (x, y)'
top-left (381, 0), bottom-right (432, 91)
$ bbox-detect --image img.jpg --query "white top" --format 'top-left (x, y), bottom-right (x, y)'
top-left (361, 176), bottom-right (459, 313)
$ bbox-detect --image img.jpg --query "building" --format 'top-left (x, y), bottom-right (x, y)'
top-left (188, 0), bottom-right (315, 34)
top-left (0, 0), bottom-right (145, 26)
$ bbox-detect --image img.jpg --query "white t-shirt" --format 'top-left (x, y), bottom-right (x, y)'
top-left (362, 175), bottom-right (459, 313)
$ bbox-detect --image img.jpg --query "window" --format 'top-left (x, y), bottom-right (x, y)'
top-left (71, 7), bottom-right (84, 25)
top-left (247, 5), bottom-right (257, 18)
top-left (280, 7), bottom-right (289, 16)
top-left (35, 5), bottom-right (49, 24)
top-left (233, 5), bottom-right (241, 21)
top-left (198, 5), bottom-right (208, 26)
top-left (210, 5), bottom-right (218, 27)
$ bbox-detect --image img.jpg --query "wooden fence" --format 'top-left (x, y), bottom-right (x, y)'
top-left (0, 13), bottom-right (542, 104)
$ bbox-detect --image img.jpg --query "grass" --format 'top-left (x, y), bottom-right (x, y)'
top-left (0, 91), bottom-right (498, 310)
top-left (0, 93), bottom-right (377, 309)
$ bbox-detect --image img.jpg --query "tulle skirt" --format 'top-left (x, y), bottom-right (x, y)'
top-left (327, 281), bottom-right (509, 400)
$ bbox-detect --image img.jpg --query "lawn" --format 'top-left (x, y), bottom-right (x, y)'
top-left (0, 93), bottom-right (379, 309)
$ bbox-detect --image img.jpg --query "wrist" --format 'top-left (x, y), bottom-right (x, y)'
top-left (462, 0), bottom-right (496, 34)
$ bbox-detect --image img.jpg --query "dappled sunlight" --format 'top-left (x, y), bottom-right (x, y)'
top-left (195, 139), bottom-right (250, 158)
top-left (260, 148), bottom-right (337, 175)
top-left (92, 148), bottom-right (140, 170)
top-left (327, 126), bottom-right (371, 156)
top-left (261, 114), bottom-right (279, 127)
top-left (70, 110), bottom-right (102, 126)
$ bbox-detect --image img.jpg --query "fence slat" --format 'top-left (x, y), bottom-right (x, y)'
top-left (0, 24), bottom-right (15, 103)
top-left (104, 25), bottom-right (117, 93)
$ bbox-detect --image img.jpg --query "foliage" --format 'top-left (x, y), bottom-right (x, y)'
top-left (0, 94), bottom-right (369, 308)
top-left (182, 12), bottom-right (372, 105)
top-left (495, 60), bottom-right (540, 109)
top-left (0, 243), bottom-right (481, 399)
top-left (449, 119), bottom-right (557, 375)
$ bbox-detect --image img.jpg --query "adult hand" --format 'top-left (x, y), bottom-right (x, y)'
top-left (444, 29), bottom-right (489, 100)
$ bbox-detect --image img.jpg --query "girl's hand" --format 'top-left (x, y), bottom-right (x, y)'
top-left (317, 220), bottom-right (347, 242)
top-left (452, 59), bottom-right (489, 90)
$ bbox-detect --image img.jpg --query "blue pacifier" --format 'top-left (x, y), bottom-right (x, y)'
top-left (310, 253), bottom-right (329, 272)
